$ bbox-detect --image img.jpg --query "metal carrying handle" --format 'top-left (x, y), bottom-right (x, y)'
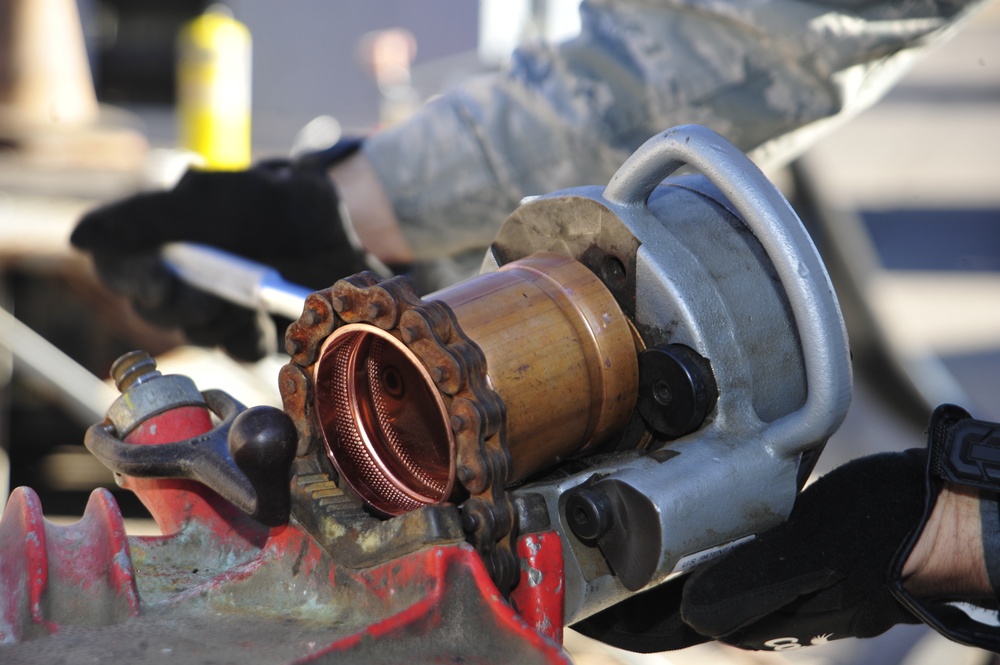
top-left (604, 125), bottom-right (851, 457)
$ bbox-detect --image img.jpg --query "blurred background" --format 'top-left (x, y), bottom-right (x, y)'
top-left (0, 1), bottom-right (997, 663)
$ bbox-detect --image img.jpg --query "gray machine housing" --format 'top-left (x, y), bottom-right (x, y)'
top-left (485, 125), bottom-right (852, 624)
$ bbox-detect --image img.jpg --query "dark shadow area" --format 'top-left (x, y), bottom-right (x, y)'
top-left (862, 208), bottom-right (1000, 272)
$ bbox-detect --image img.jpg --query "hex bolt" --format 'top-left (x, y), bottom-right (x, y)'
top-left (652, 379), bottom-right (672, 406)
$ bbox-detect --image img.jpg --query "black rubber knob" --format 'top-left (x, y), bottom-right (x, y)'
top-left (636, 344), bottom-right (717, 439)
top-left (565, 487), bottom-right (613, 544)
top-left (229, 406), bottom-right (298, 525)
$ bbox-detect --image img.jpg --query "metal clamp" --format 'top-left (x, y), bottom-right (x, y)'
top-left (85, 390), bottom-right (297, 526)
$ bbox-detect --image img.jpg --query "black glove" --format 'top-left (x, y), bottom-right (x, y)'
top-left (572, 450), bottom-right (927, 653)
top-left (72, 151), bottom-right (373, 361)
top-left (679, 449), bottom-right (928, 651)
top-left (571, 576), bottom-right (710, 653)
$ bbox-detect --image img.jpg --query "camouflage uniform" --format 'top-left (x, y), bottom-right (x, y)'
top-left (362, 0), bottom-right (987, 262)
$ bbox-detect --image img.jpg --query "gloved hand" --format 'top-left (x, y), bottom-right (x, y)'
top-left (571, 575), bottom-right (710, 653)
top-left (71, 157), bottom-right (374, 361)
top-left (680, 449), bottom-right (928, 650)
top-left (573, 449), bottom-right (929, 653)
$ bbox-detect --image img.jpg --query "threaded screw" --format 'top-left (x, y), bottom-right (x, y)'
top-left (110, 350), bottom-right (161, 393)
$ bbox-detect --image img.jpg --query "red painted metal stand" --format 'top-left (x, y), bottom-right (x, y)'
top-left (0, 384), bottom-right (571, 663)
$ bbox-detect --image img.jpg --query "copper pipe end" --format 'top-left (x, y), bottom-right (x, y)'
top-left (314, 324), bottom-right (455, 516)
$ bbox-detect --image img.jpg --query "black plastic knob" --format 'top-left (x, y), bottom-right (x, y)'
top-left (565, 487), bottom-right (613, 544)
top-left (229, 406), bottom-right (298, 526)
top-left (636, 344), bottom-right (717, 439)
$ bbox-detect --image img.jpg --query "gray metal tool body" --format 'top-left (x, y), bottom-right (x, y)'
top-left (492, 126), bottom-right (851, 621)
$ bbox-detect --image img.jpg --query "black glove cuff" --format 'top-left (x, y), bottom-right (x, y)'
top-left (889, 404), bottom-right (1000, 654)
top-left (252, 138), bottom-right (390, 285)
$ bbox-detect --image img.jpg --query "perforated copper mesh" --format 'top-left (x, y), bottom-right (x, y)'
top-left (314, 325), bottom-right (455, 516)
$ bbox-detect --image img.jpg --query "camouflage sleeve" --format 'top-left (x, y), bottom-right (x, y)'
top-left (362, 0), bottom-right (987, 261)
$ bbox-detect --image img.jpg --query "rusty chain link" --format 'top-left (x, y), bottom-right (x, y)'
top-left (280, 272), bottom-right (520, 593)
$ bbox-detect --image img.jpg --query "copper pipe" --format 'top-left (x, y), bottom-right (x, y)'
top-left (313, 253), bottom-right (637, 515)
top-left (314, 325), bottom-right (455, 514)
top-left (434, 253), bottom-right (638, 480)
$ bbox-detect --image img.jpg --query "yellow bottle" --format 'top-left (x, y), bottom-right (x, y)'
top-left (177, 5), bottom-right (252, 170)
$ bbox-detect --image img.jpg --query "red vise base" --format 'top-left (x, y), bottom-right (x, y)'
top-left (0, 402), bottom-right (569, 664)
